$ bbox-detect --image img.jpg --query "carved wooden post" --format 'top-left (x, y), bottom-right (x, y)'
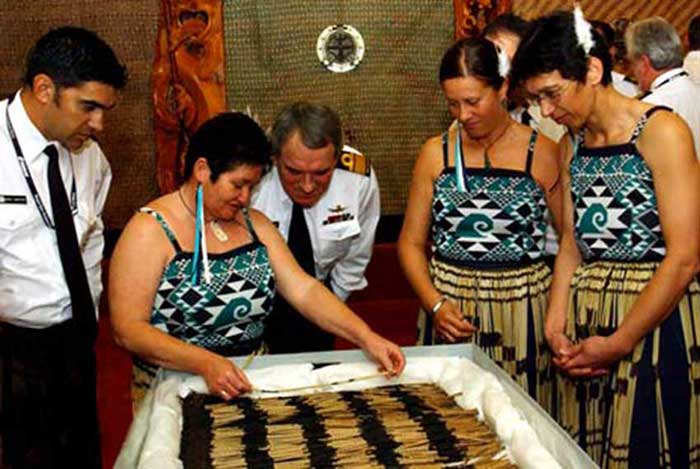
top-left (152, 0), bottom-right (227, 194)
top-left (453, 0), bottom-right (512, 40)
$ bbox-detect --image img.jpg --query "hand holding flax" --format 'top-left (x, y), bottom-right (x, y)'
top-left (434, 300), bottom-right (477, 342)
top-left (359, 331), bottom-right (406, 377)
top-left (200, 353), bottom-right (253, 400)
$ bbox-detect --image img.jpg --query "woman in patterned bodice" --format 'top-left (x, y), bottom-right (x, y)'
top-left (109, 113), bottom-right (404, 407)
top-left (511, 10), bottom-right (700, 469)
top-left (398, 37), bottom-right (563, 413)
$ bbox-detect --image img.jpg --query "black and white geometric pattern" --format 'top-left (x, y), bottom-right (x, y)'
top-left (571, 146), bottom-right (665, 261)
top-left (432, 168), bottom-right (547, 264)
top-left (150, 241), bottom-right (275, 352)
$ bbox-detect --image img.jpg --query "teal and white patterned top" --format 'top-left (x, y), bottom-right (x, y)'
top-left (142, 207), bottom-right (275, 356)
top-left (570, 106), bottom-right (669, 262)
top-left (431, 131), bottom-right (547, 266)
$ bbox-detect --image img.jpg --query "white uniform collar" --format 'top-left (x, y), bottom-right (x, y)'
top-left (270, 165), bottom-right (294, 207)
top-left (650, 67), bottom-right (685, 90)
top-left (7, 89), bottom-right (59, 163)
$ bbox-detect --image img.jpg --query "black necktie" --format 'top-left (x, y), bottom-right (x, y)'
top-left (287, 202), bottom-right (315, 276)
top-left (46, 145), bottom-right (97, 345)
top-left (265, 202), bottom-right (334, 353)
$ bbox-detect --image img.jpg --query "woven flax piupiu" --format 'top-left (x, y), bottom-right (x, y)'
top-left (418, 130), bottom-right (554, 415)
top-left (560, 107), bottom-right (700, 468)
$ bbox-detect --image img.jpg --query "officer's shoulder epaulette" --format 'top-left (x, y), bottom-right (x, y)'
top-left (336, 145), bottom-right (371, 177)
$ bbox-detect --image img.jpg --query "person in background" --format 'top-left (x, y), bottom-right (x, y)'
top-left (110, 112), bottom-right (403, 407)
top-left (511, 9), bottom-right (700, 468)
top-left (251, 102), bottom-right (380, 354)
top-left (626, 16), bottom-right (700, 158)
top-left (398, 37), bottom-right (562, 414)
top-left (591, 19), bottom-right (640, 97)
top-left (483, 13), bottom-right (566, 142)
top-left (0, 27), bottom-right (127, 468)
top-left (684, 15), bottom-right (700, 84)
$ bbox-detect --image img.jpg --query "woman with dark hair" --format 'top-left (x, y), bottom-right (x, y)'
top-left (398, 38), bottom-right (562, 412)
top-left (109, 112), bottom-right (404, 408)
top-left (511, 9), bottom-right (700, 468)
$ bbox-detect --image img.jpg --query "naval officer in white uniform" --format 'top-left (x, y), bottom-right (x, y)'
top-left (252, 102), bottom-right (380, 353)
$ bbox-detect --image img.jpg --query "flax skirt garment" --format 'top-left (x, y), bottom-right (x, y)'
top-left (418, 257), bottom-right (554, 416)
top-left (558, 260), bottom-right (700, 469)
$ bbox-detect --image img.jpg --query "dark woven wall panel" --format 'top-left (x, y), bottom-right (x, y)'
top-left (223, 1), bottom-right (455, 214)
top-left (0, 0), bottom-right (159, 229)
top-left (514, 0), bottom-right (700, 35)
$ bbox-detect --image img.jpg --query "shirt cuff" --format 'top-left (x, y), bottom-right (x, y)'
top-left (330, 281), bottom-right (352, 302)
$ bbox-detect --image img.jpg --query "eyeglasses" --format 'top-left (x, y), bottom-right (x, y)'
top-left (526, 81), bottom-right (574, 107)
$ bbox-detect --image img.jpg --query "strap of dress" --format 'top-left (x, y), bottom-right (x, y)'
top-left (630, 105), bottom-right (673, 144)
top-left (524, 130), bottom-right (539, 175)
top-left (241, 208), bottom-right (260, 243)
top-left (441, 131), bottom-right (449, 168)
top-left (568, 128), bottom-right (584, 162)
top-left (139, 207), bottom-right (182, 252)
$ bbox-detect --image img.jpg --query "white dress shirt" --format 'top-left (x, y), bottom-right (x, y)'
top-left (642, 68), bottom-right (700, 158)
top-left (684, 50), bottom-right (700, 85)
top-left (0, 92), bottom-right (111, 328)
top-left (612, 70), bottom-right (640, 98)
top-left (252, 145), bottom-right (380, 301)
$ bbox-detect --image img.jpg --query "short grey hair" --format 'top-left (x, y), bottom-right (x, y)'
top-left (270, 102), bottom-right (343, 158)
top-left (625, 17), bottom-right (683, 70)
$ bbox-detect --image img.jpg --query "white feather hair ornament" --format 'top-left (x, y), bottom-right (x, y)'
top-left (496, 45), bottom-right (511, 78)
top-left (230, 105), bottom-right (261, 124)
top-left (573, 3), bottom-right (595, 55)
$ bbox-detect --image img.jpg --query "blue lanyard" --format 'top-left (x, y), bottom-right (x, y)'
top-left (454, 125), bottom-right (468, 192)
top-left (5, 95), bottom-right (77, 229)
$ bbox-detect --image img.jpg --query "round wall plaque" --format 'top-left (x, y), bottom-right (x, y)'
top-left (316, 24), bottom-right (365, 73)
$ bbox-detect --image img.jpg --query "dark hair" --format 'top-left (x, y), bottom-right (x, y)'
top-left (23, 26), bottom-right (127, 91)
top-left (270, 102), bottom-right (343, 158)
top-left (688, 15), bottom-right (700, 50)
top-left (510, 11), bottom-right (612, 89)
top-left (611, 18), bottom-right (631, 63)
top-left (183, 112), bottom-right (271, 181)
top-left (591, 20), bottom-right (615, 47)
top-left (483, 13), bottom-right (531, 41)
top-left (439, 37), bottom-right (505, 90)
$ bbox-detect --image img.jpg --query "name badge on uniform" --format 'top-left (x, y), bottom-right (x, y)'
top-left (0, 194), bottom-right (27, 204)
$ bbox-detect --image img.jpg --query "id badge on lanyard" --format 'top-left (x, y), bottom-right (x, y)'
top-left (5, 95), bottom-right (77, 229)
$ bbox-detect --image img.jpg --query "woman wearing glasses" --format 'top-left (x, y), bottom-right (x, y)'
top-left (510, 10), bottom-right (700, 468)
top-left (398, 37), bottom-right (563, 413)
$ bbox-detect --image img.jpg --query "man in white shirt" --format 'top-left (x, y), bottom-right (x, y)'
top-left (684, 15), bottom-right (700, 85)
top-left (0, 27), bottom-right (126, 468)
top-left (252, 102), bottom-right (380, 353)
top-left (626, 17), bottom-right (700, 158)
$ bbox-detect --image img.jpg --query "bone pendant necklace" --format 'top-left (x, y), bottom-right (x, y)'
top-left (178, 187), bottom-right (229, 242)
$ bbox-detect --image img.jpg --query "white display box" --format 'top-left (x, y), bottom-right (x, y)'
top-left (115, 344), bottom-right (597, 469)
